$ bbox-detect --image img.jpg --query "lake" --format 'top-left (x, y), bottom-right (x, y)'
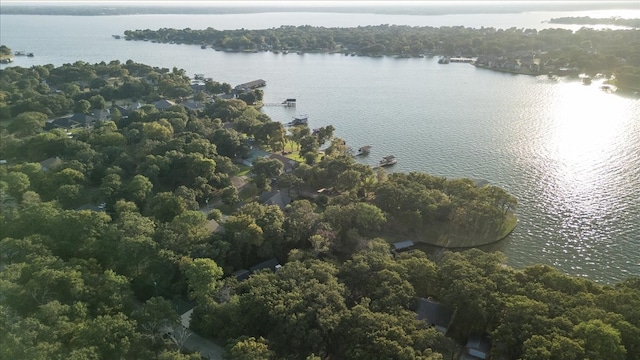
top-left (1, 7), bottom-right (639, 283)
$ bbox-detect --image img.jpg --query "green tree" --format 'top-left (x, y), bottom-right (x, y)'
top-left (227, 337), bottom-right (274, 360)
top-left (184, 258), bottom-right (223, 302)
top-left (3, 171), bottom-right (30, 199)
top-left (74, 99), bottom-right (91, 114)
top-left (88, 94), bottom-right (106, 110)
top-left (573, 319), bottom-right (626, 360)
top-left (126, 174), bottom-right (153, 207)
top-left (220, 185), bottom-right (240, 208)
top-left (7, 111), bottom-right (48, 136)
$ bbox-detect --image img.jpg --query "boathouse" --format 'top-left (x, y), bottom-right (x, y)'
top-left (234, 79), bottom-right (266, 91)
top-left (392, 240), bottom-right (415, 252)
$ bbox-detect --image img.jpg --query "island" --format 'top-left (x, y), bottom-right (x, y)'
top-left (1, 60), bottom-right (637, 360)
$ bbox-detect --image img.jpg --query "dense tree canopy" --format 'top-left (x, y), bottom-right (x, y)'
top-left (1, 61), bottom-right (638, 359)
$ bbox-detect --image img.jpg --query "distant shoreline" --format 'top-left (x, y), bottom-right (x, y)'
top-left (1, 1), bottom-right (638, 17)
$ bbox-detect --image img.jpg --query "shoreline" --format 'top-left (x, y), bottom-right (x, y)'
top-left (471, 63), bottom-right (545, 77)
top-left (384, 212), bottom-right (519, 250)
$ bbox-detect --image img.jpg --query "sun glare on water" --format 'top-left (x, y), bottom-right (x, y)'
top-left (544, 80), bottom-right (633, 218)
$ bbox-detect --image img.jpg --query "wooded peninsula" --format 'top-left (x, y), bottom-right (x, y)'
top-left (122, 24), bottom-right (640, 91)
top-left (549, 16), bottom-right (640, 28)
top-left (1, 60), bottom-right (639, 360)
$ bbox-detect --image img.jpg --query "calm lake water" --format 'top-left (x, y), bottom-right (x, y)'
top-left (1, 8), bottom-right (639, 283)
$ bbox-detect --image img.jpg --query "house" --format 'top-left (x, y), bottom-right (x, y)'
top-left (39, 156), bottom-right (63, 171)
top-left (45, 113), bottom-right (99, 131)
top-left (415, 297), bottom-right (453, 334)
top-left (130, 102), bottom-right (145, 111)
top-left (268, 153), bottom-right (299, 173)
top-left (154, 99), bottom-right (176, 111)
top-left (90, 108), bottom-right (111, 121)
top-left (259, 190), bottom-right (291, 211)
top-left (182, 101), bottom-right (205, 112)
top-left (172, 298), bottom-right (196, 328)
top-left (190, 83), bottom-right (206, 92)
top-left (461, 335), bottom-right (491, 360)
top-left (112, 104), bottom-right (131, 118)
top-left (76, 203), bottom-right (107, 212)
top-left (249, 257), bottom-right (281, 273)
top-left (205, 219), bottom-right (225, 234)
top-left (232, 269), bottom-right (251, 281)
top-left (392, 240), bottom-right (415, 252)
top-left (216, 93), bottom-right (236, 100)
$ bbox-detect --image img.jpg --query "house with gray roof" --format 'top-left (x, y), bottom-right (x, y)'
top-left (461, 335), bottom-right (491, 360)
top-left (416, 297), bottom-right (454, 335)
top-left (154, 99), bottom-right (177, 111)
top-left (249, 257), bottom-right (281, 273)
top-left (182, 101), bottom-right (205, 112)
top-left (45, 113), bottom-right (99, 131)
top-left (39, 156), bottom-right (63, 171)
top-left (259, 190), bottom-right (291, 211)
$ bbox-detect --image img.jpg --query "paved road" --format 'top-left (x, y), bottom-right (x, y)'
top-left (178, 326), bottom-right (225, 360)
top-left (166, 309), bottom-right (226, 360)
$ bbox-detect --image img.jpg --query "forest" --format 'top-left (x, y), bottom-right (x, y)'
top-left (0, 60), bottom-right (639, 359)
top-left (122, 25), bottom-right (640, 90)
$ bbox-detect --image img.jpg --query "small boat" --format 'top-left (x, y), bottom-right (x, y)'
top-left (378, 155), bottom-right (397, 167)
top-left (112, 35), bottom-right (121, 39)
top-left (288, 114), bottom-right (308, 126)
top-left (438, 56), bottom-right (450, 64)
top-left (26, 52), bottom-right (34, 57)
top-left (14, 51), bottom-right (26, 56)
top-left (355, 145), bottom-right (372, 156)
top-left (201, 44), bottom-right (207, 49)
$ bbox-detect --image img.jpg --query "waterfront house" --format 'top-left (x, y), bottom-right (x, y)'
top-left (268, 153), bottom-right (299, 173)
top-left (415, 297), bottom-right (454, 335)
top-left (503, 60), bottom-right (521, 71)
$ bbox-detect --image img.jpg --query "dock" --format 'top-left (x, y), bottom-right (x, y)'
top-left (264, 98), bottom-right (296, 107)
top-left (449, 57), bottom-right (474, 63)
